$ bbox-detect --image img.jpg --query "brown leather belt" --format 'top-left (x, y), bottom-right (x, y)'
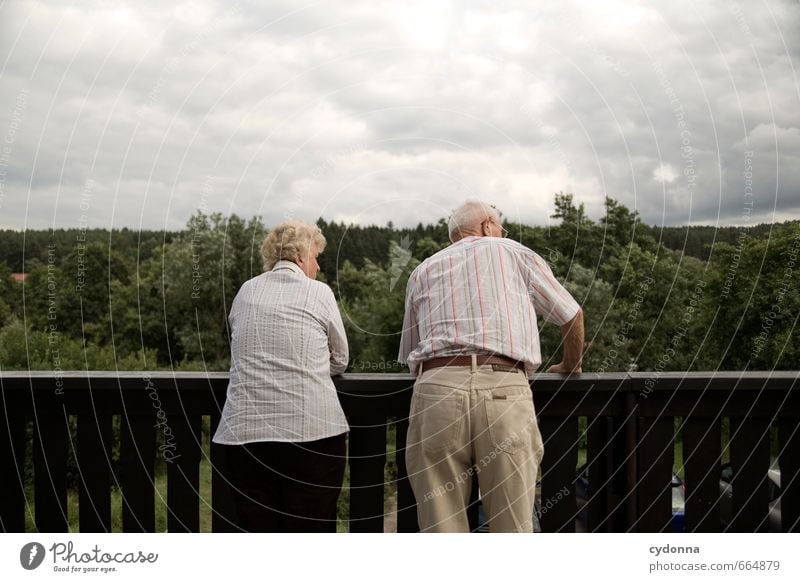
top-left (420, 355), bottom-right (525, 374)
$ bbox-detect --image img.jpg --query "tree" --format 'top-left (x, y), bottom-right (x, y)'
top-left (59, 242), bottom-right (131, 345)
top-left (541, 263), bottom-right (621, 372)
top-left (549, 192), bottom-right (602, 268)
top-left (337, 246), bottom-right (419, 372)
top-left (0, 261), bottom-right (16, 324)
top-left (600, 197), bottom-right (655, 252)
top-left (125, 211), bottom-right (267, 367)
top-left (699, 225), bottom-right (800, 370)
top-left (413, 237), bottom-right (442, 262)
top-left (1, 195), bottom-right (797, 374)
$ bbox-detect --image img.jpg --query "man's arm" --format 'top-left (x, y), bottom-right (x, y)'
top-left (397, 272), bottom-right (419, 367)
top-left (546, 308), bottom-right (584, 374)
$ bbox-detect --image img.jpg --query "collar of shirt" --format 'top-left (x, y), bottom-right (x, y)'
top-left (452, 236), bottom-right (479, 246)
top-left (446, 235), bottom-right (512, 252)
top-left (271, 260), bottom-right (304, 275)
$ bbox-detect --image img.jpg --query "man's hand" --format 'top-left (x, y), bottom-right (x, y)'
top-left (546, 309), bottom-right (584, 374)
top-left (546, 361), bottom-right (582, 374)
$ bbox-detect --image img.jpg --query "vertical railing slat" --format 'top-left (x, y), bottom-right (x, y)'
top-left (166, 413), bottom-right (202, 532)
top-left (0, 402), bottom-right (26, 532)
top-left (779, 416), bottom-right (800, 532)
top-left (540, 416), bottom-right (579, 532)
top-left (683, 415), bottom-right (722, 532)
top-left (586, 417), bottom-right (612, 532)
top-left (77, 412), bottom-right (113, 532)
top-left (120, 414), bottom-right (156, 532)
top-left (348, 422), bottom-right (387, 532)
top-left (210, 412), bottom-right (238, 532)
top-left (729, 417), bottom-right (770, 532)
top-left (466, 473), bottom-right (480, 532)
top-left (393, 418), bottom-right (418, 532)
top-left (636, 416), bottom-right (673, 532)
top-left (33, 408), bottom-right (69, 532)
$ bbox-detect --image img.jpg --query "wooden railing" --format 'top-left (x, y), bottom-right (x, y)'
top-left (1, 371), bottom-right (797, 532)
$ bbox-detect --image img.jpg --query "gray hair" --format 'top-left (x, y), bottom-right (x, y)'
top-left (260, 219), bottom-right (326, 271)
top-left (447, 200), bottom-right (502, 242)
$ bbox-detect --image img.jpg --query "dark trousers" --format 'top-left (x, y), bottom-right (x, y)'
top-left (224, 433), bottom-right (346, 532)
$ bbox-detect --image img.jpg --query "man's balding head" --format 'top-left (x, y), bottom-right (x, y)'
top-left (448, 200), bottom-right (503, 242)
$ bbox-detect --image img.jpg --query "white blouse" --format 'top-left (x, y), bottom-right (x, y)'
top-left (213, 261), bottom-right (349, 444)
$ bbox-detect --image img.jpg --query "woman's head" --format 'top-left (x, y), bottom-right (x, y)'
top-left (261, 219), bottom-right (326, 278)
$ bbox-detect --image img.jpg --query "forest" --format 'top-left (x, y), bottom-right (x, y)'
top-left (1, 193), bottom-right (798, 374)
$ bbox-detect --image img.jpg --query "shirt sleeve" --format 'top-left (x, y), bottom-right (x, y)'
top-left (227, 280), bottom-right (248, 337)
top-left (324, 287), bottom-right (349, 375)
top-left (398, 269), bottom-right (420, 366)
top-left (526, 251), bottom-right (581, 326)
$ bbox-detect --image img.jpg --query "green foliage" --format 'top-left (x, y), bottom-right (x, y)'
top-left (413, 237), bottom-right (442, 261)
top-left (338, 242), bottom-right (418, 372)
top-left (0, 200), bottom-right (797, 373)
top-left (0, 261), bottom-right (14, 324)
top-left (0, 318), bottom-right (157, 370)
top-left (0, 228), bottom-right (172, 272)
top-left (556, 263), bottom-right (620, 371)
top-left (698, 224), bottom-right (800, 370)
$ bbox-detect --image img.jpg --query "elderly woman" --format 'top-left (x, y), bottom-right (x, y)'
top-left (213, 219), bottom-right (349, 532)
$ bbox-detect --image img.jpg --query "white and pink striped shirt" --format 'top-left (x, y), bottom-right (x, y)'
top-left (398, 236), bottom-right (580, 376)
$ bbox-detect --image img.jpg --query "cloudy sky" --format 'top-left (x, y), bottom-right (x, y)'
top-left (0, 0), bottom-right (798, 232)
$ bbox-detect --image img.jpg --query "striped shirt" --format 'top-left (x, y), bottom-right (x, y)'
top-left (398, 236), bottom-right (580, 376)
top-left (212, 260), bottom-right (349, 444)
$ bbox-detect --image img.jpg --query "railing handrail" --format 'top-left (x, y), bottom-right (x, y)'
top-left (1, 370), bottom-right (797, 388)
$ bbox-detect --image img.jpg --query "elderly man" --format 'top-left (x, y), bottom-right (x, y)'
top-left (398, 200), bottom-right (584, 532)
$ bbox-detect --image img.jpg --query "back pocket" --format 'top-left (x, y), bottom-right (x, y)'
top-left (411, 391), bottom-right (465, 454)
top-left (485, 386), bottom-right (536, 454)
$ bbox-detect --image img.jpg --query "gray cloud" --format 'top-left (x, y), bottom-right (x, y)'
top-left (0, 0), bottom-right (798, 232)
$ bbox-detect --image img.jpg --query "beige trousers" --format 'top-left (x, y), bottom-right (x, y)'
top-left (406, 359), bottom-right (544, 532)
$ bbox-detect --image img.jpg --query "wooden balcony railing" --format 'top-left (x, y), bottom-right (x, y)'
top-left (1, 371), bottom-right (798, 532)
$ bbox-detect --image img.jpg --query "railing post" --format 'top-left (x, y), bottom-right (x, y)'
top-left (779, 416), bottom-right (800, 532)
top-left (210, 413), bottom-right (239, 532)
top-left (166, 413), bottom-right (202, 532)
top-left (682, 413), bottom-right (722, 532)
top-left (393, 417), bottom-right (419, 532)
top-left (635, 414), bottom-right (674, 533)
top-left (33, 405), bottom-right (69, 533)
top-left (729, 416), bottom-right (771, 532)
top-left (586, 406), bottom-right (628, 530)
top-left (348, 420), bottom-right (387, 532)
top-left (76, 412), bottom-right (113, 532)
top-left (0, 390), bottom-right (26, 532)
top-left (624, 389), bottom-right (638, 532)
top-left (120, 414), bottom-right (156, 532)
top-left (539, 416), bottom-right (579, 532)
